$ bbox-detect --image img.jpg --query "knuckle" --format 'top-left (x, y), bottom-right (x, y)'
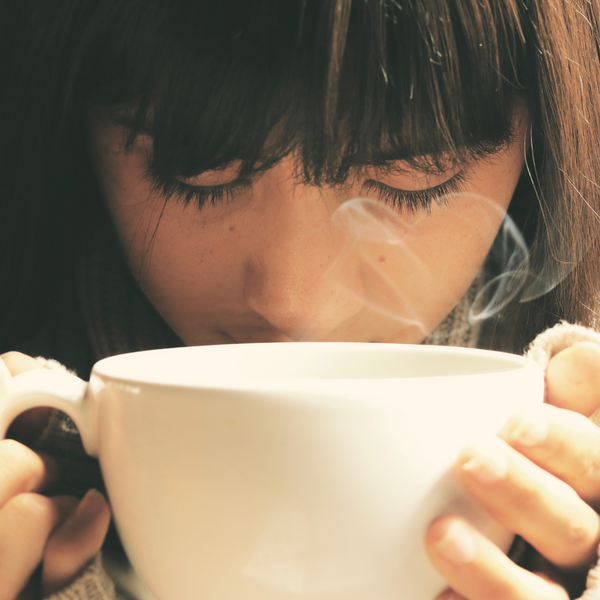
top-left (562, 519), bottom-right (593, 553)
top-left (554, 447), bottom-right (600, 503)
top-left (578, 452), bottom-right (600, 482)
top-left (503, 476), bottom-right (542, 514)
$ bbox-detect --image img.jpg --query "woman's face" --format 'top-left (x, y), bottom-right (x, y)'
top-left (87, 108), bottom-right (528, 346)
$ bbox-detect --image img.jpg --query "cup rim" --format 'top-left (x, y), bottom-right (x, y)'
top-left (91, 342), bottom-right (539, 390)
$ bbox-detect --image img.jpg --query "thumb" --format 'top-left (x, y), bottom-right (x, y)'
top-left (42, 489), bottom-right (111, 596)
top-left (546, 342), bottom-right (600, 417)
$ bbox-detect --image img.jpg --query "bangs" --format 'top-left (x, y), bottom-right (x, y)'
top-left (79, 0), bottom-right (529, 183)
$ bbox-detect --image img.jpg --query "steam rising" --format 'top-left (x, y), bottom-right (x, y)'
top-left (329, 192), bottom-right (574, 340)
top-left (468, 215), bottom-right (529, 322)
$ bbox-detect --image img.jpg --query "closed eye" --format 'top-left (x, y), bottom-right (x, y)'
top-left (145, 159), bottom-right (466, 213)
top-left (145, 160), bottom-right (252, 209)
top-left (362, 171), bottom-right (466, 213)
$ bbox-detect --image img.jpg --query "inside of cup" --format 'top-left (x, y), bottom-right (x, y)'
top-left (96, 343), bottom-right (525, 385)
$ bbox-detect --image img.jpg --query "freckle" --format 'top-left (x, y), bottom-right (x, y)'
top-left (229, 226), bottom-right (235, 232)
top-left (379, 255), bottom-right (386, 263)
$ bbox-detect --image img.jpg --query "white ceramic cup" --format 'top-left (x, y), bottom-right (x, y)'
top-left (0, 343), bottom-right (543, 600)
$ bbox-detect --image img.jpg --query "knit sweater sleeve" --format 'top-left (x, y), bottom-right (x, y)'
top-left (43, 555), bottom-right (122, 600)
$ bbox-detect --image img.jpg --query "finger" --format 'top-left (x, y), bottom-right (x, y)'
top-left (456, 436), bottom-right (600, 569)
top-left (426, 515), bottom-right (569, 600)
top-left (546, 342), bottom-right (600, 416)
top-left (500, 403), bottom-right (600, 506)
top-left (0, 494), bottom-right (76, 600)
top-left (0, 352), bottom-right (45, 376)
top-left (42, 489), bottom-right (111, 596)
top-left (0, 440), bottom-right (58, 506)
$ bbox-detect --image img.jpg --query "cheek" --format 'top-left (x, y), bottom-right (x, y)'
top-left (358, 187), bottom-right (514, 337)
top-left (89, 136), bottom-right (158, 258)
top-left (135, 208), bottom-right (237, 292)
top-left (89, 142), bottom-right (205, 282)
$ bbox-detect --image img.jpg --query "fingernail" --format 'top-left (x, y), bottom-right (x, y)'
top-left (62, 490), bottom-right (109, 535)
top-left (460, 438), bottom-right (508, 484)
top-left (434, 519), bottom-right (477, 565)
top-left (50, 489), bottom-right (110, 547)
top-left (499, 409), bottom-right (548, 447)
top-left (77, 489), bottom-right (108, 518)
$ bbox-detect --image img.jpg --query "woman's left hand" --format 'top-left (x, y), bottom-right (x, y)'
top-left (1, 352), bottom-right (112, 599)
top-left (426, 342), bottom-right (600, 600)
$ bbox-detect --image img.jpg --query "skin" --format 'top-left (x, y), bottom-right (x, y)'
top-left (0, 352), bottom-right (111, 599)
top-left (3, 104), bottom-right (600, 597)
top-left (86, 106), bottom-right (528, 346)
top-left (428, 342), bottom-right (600, 600)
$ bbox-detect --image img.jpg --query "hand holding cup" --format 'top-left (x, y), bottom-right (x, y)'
top-left (0, 352), bottom-right (111, 599)
top-left (0, 344), bottom-right (543, 600)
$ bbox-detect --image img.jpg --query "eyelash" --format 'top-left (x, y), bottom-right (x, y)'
top-left (148, 168), bottom-right (466, 213)
top-left (147, 167), bottom-right (253, 209)
top-left (362, 172), bottom-right (466, 213)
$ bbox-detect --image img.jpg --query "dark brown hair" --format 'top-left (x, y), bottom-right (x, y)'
top-left (0, 0), bottom-right (599, 352)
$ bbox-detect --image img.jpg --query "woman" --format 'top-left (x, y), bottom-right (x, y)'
top-left (1, 0), bottom-right (600, 598)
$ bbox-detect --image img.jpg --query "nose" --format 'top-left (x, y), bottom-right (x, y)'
top-left (242, 166), bottom-right (364, 341)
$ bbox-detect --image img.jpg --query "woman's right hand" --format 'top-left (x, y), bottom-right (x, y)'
top-left (0, 352), bottom-right (111, 600)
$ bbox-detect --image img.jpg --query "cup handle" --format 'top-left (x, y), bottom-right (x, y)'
top-left (0, 368), bottom-right (96, 457)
